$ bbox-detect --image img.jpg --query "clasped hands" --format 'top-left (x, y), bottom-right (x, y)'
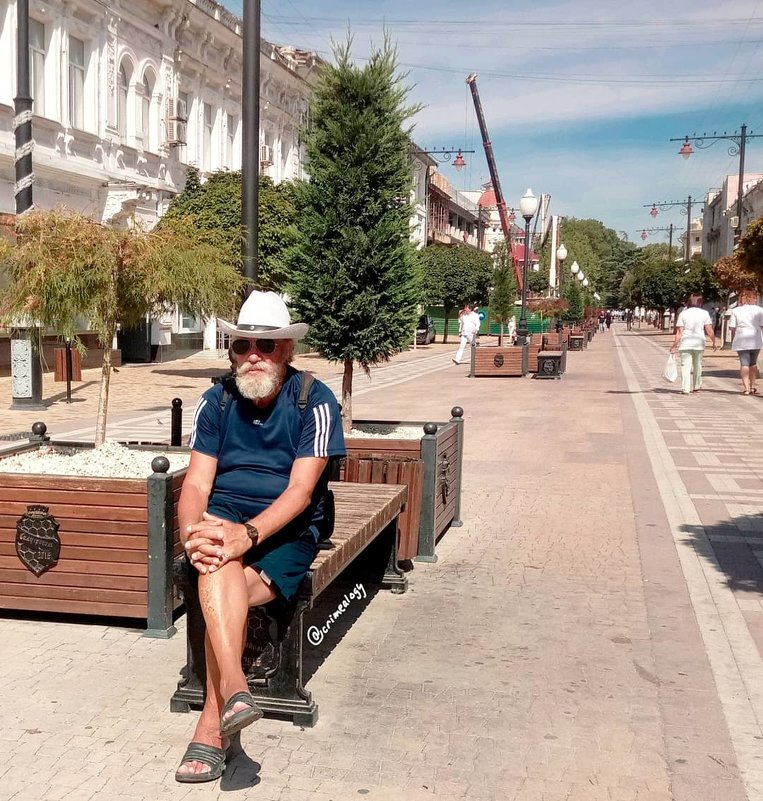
top-left (185, 512), bottom-right (249, 574)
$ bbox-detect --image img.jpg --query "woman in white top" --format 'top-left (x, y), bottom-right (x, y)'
top-left (670, 293), bottom-right (716, 395)
top-left (729, 289), bottom-right (763, 395)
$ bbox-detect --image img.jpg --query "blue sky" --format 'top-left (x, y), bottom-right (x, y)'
top-left (225, 0), bottom-right (763, 247)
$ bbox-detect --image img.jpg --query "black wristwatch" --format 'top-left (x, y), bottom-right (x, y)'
top-left (243, 522), bottom-right (259, 547)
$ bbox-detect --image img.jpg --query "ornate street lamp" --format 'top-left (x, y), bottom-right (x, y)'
top-left (417, 147), bottom-right (475, 170)
top-left (556, 242), bottom-right (567, 296)
top-left (570, 260), bottom-right (580, 276)
top-left (643, 196), bottom-right (694, 262)
top-left (517, 188), bottom-right (539, 345)
top-left (670, 125), bottom-right (763, 246)
top-left (242, 0), bottom-right (261, 283)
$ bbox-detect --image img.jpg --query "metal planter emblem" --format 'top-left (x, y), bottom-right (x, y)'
top-left (494, 354), bottom-right (504, 368)
top-left (16, 505), bottom-right (61, 576)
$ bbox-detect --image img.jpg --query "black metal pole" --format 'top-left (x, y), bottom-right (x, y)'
top-left (170, 397), bottom-right (183, 446)
top-left (241, 0), bottom-right (261, 285)
top-left (10, 0), bottom-right (44, 411)
top-left (14, 0), bottom-right (33, 216)
top-left (65, 339), bottom-right (72, 403)
top-left (668, 224), bottom-right (673, 262)
top-left (734, 124), bottom-right (747, 248)
top-left (685, 196), bottom-right (692, 263)
top-left (518, 216), bottom-right (531, 344)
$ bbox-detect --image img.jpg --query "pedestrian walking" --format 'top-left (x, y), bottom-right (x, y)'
top-left (625, 309), bottom-right (633, 331)
top-left (175, 291), bottom-right (345, 783)
top-left (598, 312), bottom-right (606, 333)
top-left (669, 293), bottom-right (716, 395)
top-left (605, 311), bottom-right (613, 331)
top-left (453, 304), bottom-right (479, 364)
top-left (729, 290), bottom-right (763, 395)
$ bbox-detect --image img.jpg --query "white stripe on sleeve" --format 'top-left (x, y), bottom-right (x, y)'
top-left (188, 397), bottom-right (207, 449)
top-left (312, 402), bottom-right (331, 457)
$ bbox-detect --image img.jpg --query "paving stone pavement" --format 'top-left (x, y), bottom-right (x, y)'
top-left (1, 328), bottom-right (762, 800)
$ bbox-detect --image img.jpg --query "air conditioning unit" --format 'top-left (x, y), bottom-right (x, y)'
top-left (260, 144), bottom-right (273, 166)
top-left (166, 97), bottom-right (187, 122)
top-left (166, 119), bottom-right (187, 147)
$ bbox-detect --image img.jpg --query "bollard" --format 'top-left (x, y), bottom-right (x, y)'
top-left (170, 398), bottom-right (183, 446)
top-left (65, 338), bottom-right (73, 404)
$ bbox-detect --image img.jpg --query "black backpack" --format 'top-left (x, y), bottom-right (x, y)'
top-left (216, 371), bottom-right (336, 545)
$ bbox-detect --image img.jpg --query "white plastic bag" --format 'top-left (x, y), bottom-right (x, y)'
top-left (662, 353), bottom-right (678, 383)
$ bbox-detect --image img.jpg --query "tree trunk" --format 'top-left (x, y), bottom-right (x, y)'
top-left (498, 322), bottom-right (504, 347)
top-left (94, 329), bottom-right (115, 446)
top-left (341, 358), bottom-right (353, 434)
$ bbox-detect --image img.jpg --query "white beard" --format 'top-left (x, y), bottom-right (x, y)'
top-left (235, 360), bottom-right (286, 401)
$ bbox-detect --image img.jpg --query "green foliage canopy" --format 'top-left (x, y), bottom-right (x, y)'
top-left (162, 167), bottom-right (298, 291)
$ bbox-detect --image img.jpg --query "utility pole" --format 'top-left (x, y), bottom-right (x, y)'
top-left (643, 197), bottom-right (693, 263)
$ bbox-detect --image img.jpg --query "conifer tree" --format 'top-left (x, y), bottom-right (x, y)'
top-left (489, 241), bottom-right (517, 345)
top-left (561, 278), bottom-right (584, 323)
top-left (288, 38), bottom-right (419, 431)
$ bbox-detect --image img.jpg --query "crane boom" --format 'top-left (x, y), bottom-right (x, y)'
top-left (466, 73), bottom-right (522, 288)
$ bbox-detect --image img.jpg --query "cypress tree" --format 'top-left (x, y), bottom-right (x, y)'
top-left (289, 38), bottom-right (419, 431)
top-left (489, 241), bottom-right (518, 345)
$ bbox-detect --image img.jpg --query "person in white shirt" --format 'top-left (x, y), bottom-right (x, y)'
top-left (729, 290), bottom-right (763, 395)
top-left (453, 304), bottom-right (479, 364)
top-left (670, 293), bottom-right (716, 395)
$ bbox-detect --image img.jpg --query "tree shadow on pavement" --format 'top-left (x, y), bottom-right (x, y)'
top-left (679, 514), bottom-right (763, 596)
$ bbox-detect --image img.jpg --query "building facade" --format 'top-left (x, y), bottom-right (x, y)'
top-left (702, 173), bottom-right (763, 263)
top-left (0, 0), bottom-right (318, 349)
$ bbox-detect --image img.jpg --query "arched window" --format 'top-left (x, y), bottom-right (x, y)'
top-left (117, 62), bottom-right (130, 137)
top-left (141, 74), bottom-right (152, 147)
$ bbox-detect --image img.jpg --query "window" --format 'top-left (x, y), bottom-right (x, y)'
top-left (178, 91), bottom-right (189, 162)
top-left (118, 63), bottom-right (130, 137)
top-left (142, 75), bottom-right (152, 147)
top-left (203, 102), bottom-right (213, 170)
top-left (68, 37), bottom-right (85, 129)
top-left (226, 113), bottom-right (237, 167)
top-left (29, 19), bottom-right (45, 115)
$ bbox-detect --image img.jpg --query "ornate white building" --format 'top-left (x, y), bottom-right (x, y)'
top-left (0, 0), bottom-right (318, 351)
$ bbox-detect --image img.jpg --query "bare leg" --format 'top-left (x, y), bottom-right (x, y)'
top-left (751, 364), bottom-right (759, 393)
top-left (177, 565), bottom-right (276, 777)
top-left (741, 365), bottom-right (751, 393)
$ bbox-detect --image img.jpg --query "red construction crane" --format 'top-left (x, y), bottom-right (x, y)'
top-left (466, 73), bottom-right (523, 288)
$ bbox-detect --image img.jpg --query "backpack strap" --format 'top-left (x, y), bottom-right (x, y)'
top-left (298, 371), bottom-right (315, 414)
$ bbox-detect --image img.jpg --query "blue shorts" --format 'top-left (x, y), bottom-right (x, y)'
top-left (738, 349), bottom-right (761, 367)
top-left (207, 503), bottom-right (318, 601)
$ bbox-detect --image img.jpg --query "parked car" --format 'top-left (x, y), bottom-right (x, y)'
top-left (416, 314), bottom-right (436, 345)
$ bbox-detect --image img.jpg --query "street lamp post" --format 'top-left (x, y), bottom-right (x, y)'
top-left (556, 242), bottom-right (567, 297)
top-left (242, 0), bottom-right (261, 284)
top-left (670, 125), bottom-right (763, 247)
top-left (517, 188), bottom-right (539, 345)
top-left (643, 197), bottom-right (693, 263)
top-left (640, 224), bottom-right (675, 260)
top-left (10, 0), bottom-right (44, 411)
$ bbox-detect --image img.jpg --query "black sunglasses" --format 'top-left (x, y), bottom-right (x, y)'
top-left (230, 338), bottom-right (277, 355)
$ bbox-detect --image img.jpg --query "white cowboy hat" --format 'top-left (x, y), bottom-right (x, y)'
top-left (217, 291), bottom-right (309, 340)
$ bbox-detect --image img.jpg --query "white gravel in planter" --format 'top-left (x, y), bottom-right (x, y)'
top-left (0, 441), bottom-right (190, 478)
top-left (348, 423), bottom-right (435, 439)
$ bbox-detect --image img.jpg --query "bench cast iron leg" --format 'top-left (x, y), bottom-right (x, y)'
top-left (250, 599), bottom-right (318, 727)
top-left (382, 520), bottom-right (408, 594)
top-left (169, 558), bottom-right (206, 713)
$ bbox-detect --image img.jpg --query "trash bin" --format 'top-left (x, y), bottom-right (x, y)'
top-left (53, 347), bottom-right (82, 382)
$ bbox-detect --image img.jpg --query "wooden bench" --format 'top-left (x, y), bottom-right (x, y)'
top-left (471, 344), bottom-right (526, 377)
top-left (526, 336), bottom-right (543, 374)
top-left (170, 482), bottom-right (408, 727)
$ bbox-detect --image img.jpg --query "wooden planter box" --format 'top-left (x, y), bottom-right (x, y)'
top-left (471, 345), bottom-right (526, 377)
top-left (0, 437), bottom-right (186, 638)
top-left (343, 408), bottom-right (465, 562)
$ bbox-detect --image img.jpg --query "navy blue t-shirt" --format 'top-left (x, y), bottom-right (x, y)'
top-left (189, 368), bottom-right (345, 539)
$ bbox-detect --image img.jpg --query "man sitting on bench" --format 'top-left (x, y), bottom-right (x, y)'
top-left (175, 291), bottom-right (345, 783)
